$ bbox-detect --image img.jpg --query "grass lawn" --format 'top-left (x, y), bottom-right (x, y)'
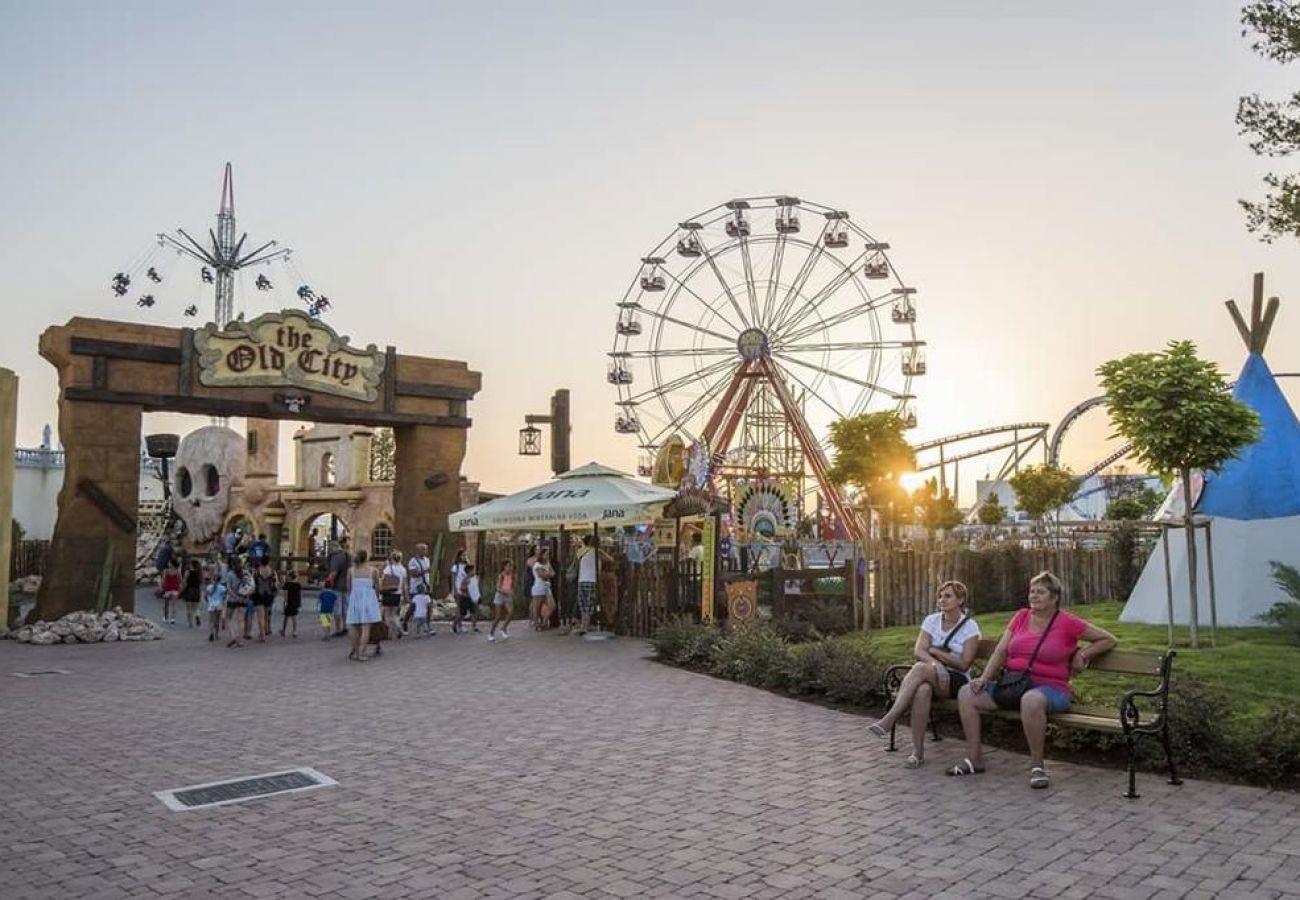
top-left (857, 601), bottom-right (1300, 716)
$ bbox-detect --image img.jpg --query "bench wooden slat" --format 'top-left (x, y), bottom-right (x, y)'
top-left (968, 640), bottom-right (1164, 677)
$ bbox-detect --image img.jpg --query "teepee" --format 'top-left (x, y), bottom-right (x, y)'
top-left (1122, 274), bottom-right (1300, 628)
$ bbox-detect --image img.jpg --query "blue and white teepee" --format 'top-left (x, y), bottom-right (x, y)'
top-left (1123, 275), bottom-right (1300, 627)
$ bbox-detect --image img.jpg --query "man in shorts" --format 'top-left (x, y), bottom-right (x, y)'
top-left (572, 535), bottom-right (613, 635)
top-left (326, 538), bottom-right (351, 636)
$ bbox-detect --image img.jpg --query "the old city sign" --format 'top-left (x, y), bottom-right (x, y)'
top-left (195, 309), bottom-right (386, 402)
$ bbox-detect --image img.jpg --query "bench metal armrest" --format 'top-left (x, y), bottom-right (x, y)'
top-left (884, 663), bottom-right (911, 698)
top-left (1118, 650), bottom-right (1176, 737)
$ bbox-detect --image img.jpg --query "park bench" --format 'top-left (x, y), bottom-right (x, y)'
top-left (884, 638), bottom-right (1182, 798)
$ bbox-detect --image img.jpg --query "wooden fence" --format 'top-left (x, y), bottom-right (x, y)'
top-left (870, 542), bottom-right (1121, 629)
top-left (10, 540), bottom-right (50, 582)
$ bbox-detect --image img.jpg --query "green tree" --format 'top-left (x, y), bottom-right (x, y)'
top-left (919, 486), bottom-right (964, 535)
top-left (977, 492), bottom-right (1006, 527)
top-left (1105, 486), bottom-right (1163, 521)
top-left (1238, 1), bottom-right (1300, 241)
top-left (1098, 341), bottom-right (1261, 647)
top-left (827, 411), bottom-right (916, 535)
top-left (369, 427), bottom-right (395, 481)
top-left (1008, 464), bottom-right (1079, 526)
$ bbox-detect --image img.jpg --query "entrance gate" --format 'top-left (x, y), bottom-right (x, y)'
top-left (34, 310), bottom-right (480, 619)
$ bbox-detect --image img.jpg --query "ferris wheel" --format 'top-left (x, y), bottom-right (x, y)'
top-left (609, 195), bottom-right (924, 532)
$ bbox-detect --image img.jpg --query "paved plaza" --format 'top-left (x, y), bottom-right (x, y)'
top-left (1, 601), bottom-right (1298, 900)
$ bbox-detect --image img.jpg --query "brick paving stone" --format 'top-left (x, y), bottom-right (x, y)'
top-left (2, 611), bottom-right (1299, 899)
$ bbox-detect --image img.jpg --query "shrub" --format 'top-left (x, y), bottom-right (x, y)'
top-left (650, 616), bottom-right (721, 666)
top-left (809, 635), bottom-right (888, 705)
top-left (1259, 562), bottom-right (1300, 644)
top-left (800, 599), bottom-right (854, 636)
top-left (708, 624), bottom-right (792, 689)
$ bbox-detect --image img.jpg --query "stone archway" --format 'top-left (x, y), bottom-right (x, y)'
top-left (34, 310), bottom-right (480, 619)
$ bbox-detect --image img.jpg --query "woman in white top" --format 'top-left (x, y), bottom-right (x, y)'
top-left (530, 546), bottom-right (554, 630)
top-left (866, 580), bottom-right (981, 768)
top-left (379, 550), bottom-right (407, 643)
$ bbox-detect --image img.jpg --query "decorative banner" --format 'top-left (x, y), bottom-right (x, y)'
top-left (725, 579), bottom-right (757, 623)
top-left (701, 515), bottom-right (717, 623)
top-left (194, 309), bottom-right (386, 402)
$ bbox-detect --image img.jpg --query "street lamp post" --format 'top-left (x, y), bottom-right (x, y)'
top-left (518, 389), bottom-right (571, 477)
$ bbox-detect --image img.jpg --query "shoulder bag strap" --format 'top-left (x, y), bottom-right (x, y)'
top-left (938, 614), bottom-right (971, 652)
top-left (1023, 609), bottom-right (1060, 673)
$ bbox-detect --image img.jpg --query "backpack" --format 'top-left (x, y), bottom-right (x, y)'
top-left (379, 565), bottom-right (402, 594)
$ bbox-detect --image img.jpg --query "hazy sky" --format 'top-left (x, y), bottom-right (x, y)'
top-left (2, 0), bottom-right (1299, 500)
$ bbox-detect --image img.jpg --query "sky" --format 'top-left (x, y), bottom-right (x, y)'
top-left (2, 0), bottom-right (1299, 502)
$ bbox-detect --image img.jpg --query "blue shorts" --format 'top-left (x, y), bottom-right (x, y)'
top-left (986, 682), bottom-right (1071, 713)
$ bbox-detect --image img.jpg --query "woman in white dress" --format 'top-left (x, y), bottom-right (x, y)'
top-left (346, 550), bottom-right (383, 661)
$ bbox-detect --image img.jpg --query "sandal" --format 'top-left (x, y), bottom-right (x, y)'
top-left (903, 754), bottom-right (924, 769)
top-left (1029, 766), bottom-right (1050, 789)
top-left (946, 758), bottom-right (986, 777)
top-left (866, 722), bottom-right (888, 739)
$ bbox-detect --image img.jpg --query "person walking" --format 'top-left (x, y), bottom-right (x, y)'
top-left (317, 578), bottom-right (339, 640)
top-left (488, 560), bottom-right (514, 642)
top-left (327, 538), bottom-right (352, 636)
top-left (280, 569), bottom-right (302, 638)
top-left (225, 560), bottom-right (251, 648)
top-left (409, 579), bottom-right (433, 638)
top-left (530, 547), bottom-right (555, 630)
top-left (203, 565), bottom-right (227, 642)
top-left (406, 543), bottom-right (433, 635)
top-left (181, 558), bottom-right (203, 628)
top-left (571, 535), bottom-right (612, 636)
top-left (252, 559), bottom-right (279, 642)
top-left (523, 544), bottom-right (540, 626)
top-left (346, 550), bottom-right (382, 661)
top-left (379, 550), bottom-right (407, 641)
top-left (159, 560), bottom-right (182, 625)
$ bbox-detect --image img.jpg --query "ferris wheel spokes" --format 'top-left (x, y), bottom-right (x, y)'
top-left (658, 262), bottom-right (747, 335)
top-left (612, 346), bottom-right (736, 359)
top-left (760, 231), bottom-right (787, 326)
top-left (775, 246), bottom-right (875, 336)
top-left (622, 358), bottom-right (737, 407)
top-left (632, 302), bottom-right (735, 345)
top-left (779, 297), bottom-right (893, 346)
top-left (766, 235), bottom-right (829, 332)
top-left (643, 369), bottom-right (738, 449)
top-left (775, 339), bottom-right (922, 354)
top-left (773, 351), bottom-right (911, 403)
top-left (693, 233), bottom-right (753, 330)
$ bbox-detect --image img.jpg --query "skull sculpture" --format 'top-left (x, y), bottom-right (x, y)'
top-left (172, 426), bottom-right (246, 545)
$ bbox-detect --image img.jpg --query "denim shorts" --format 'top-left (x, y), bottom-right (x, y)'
top-left (986, 681), bottom-right (1071, 713)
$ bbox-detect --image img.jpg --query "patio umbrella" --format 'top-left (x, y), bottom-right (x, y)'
top-left (449, 462), bottom-right (677, 532)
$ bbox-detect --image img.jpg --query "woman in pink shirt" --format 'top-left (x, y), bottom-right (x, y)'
top-left (949, 571), bottom-right (1116, 789)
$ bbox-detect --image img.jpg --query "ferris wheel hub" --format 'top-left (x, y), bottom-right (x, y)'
top-left (736, 328), bottom-right (770, 361)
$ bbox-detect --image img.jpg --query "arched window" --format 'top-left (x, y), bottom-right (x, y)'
top-left (321, 452), bottom-right (336, 488)
top-left (371, 524), bottom-right (393, 560)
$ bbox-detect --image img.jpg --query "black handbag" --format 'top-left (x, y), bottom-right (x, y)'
top-left (993, 610), bottom-right (1058, 709)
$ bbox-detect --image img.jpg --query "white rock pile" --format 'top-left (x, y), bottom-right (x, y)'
top-left (7, 609), bottom-right (164, 645)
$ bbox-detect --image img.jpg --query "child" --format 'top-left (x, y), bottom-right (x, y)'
top-left (318, 578), bottom-right (338, 641)
top-left (160, 560), bottom-right (182, 625)
top-left (410, 582), bottom-right (433, 638)
top-left (454, 564), bottom-right (481, 635)
top-left (203, 566), bottom-right (227, 642)
top-left (488, 560), bottom-right (513, 642)
top-left (280, 569), bottom-right (302, 638)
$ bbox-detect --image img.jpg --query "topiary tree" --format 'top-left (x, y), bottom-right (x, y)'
top-left (1098, 340), bottom-right (1261, 647)
top-left (977, 492), bottom-right (1006, 527)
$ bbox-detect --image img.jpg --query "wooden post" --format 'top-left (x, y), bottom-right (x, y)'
top-left (0, 370), bottom-right (16, 625)
top-left (1203, 520), bottom-right (1218, 648)
top-left (1160, 526), bottom-right (1175, 648)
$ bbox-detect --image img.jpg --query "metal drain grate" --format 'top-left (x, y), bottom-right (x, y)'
top-left (155, 767), bottom-right (336, 811)
top-left (10, 669), bottom-right (69, 678)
